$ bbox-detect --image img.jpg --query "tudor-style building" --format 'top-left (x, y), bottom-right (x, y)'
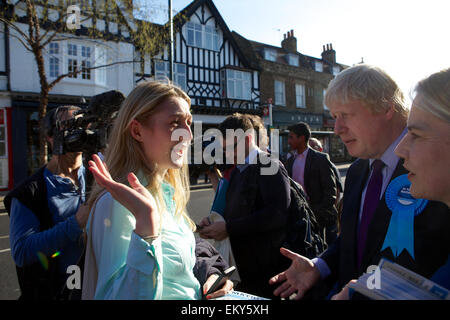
top-left (0, 0), bottom-right (353, 190)
top-left (0, 0), bottom-right (263, 189)
top-left (136, 0), bottom-right (262, 131)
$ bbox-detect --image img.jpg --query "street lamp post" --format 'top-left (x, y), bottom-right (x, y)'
top-left (168, 0), bottom-right (174, 81)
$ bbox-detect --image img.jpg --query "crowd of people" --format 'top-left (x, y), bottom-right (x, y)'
top-left (4, 64), bottom-right (449, 300)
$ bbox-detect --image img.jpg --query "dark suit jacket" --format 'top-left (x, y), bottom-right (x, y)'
top-left (320, 158), bottom-right (450, 291)
top-left (285, 148), bottom-right (338, 228)
top-left (224, 154), bottom-right (291, 298)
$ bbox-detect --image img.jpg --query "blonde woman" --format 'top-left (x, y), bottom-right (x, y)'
top-left (82, 81), bottom-right (232, 299)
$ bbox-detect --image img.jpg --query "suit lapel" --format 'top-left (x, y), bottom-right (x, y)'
top-left (360, 159), bottom-right (408, 272)
top-left (340, 159), bottom-right (370, 274)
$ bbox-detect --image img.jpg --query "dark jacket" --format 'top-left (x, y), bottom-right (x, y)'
top-left (285, 148), bottom-right (338, 229)
top-left (319, 158), bottom-right (450, 291)
top-left (193, 237), bottom-right (229, 287)
top-left (4, 166), bottom-right (62, 300)
top-left (224, 153), bottom-right (291, 298)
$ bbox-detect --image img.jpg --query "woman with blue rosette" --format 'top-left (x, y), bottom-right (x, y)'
top-left (333, 68), bottom-right (450, 299)
top-left (394, 68), bottom-right (450, 290)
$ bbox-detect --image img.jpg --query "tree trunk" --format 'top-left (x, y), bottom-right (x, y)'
top-left (38, 89), bottom-right (49, 166)
top-left (33, 37), bottom-right (49, 166)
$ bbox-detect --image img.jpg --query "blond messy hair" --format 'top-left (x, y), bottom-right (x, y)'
top-left (88, 80), bottom-right (195, 230)
top-left (325, 64), bottom-right (408, 120)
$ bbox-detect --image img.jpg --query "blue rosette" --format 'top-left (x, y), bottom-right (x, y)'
top-left (381, 174), bottom-right (428, 259)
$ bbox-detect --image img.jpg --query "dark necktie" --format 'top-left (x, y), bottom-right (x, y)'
top-left (357, 159), bottom-right (384, 268)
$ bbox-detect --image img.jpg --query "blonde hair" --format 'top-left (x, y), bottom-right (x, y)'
top-left (414, 68), bottom-right (450, 123)
top-left (325, 64), bottom-right (408, 119)
top-left (88, 80), bottom-right (195, 230)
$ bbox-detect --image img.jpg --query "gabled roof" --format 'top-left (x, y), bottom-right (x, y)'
top-left (174, 0), bottom-right (251, 68)
top-left (232, 31), bottom-right (347, 71)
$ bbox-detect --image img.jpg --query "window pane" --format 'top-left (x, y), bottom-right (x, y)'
top-left (187, 29), bottom-right (194, 46)
top-left (82, 46), bottom-right (91, 58)
top-left (235, 80), bottom-right (242, 99)
top-left (155, 61), bottom-right (165, 71)
top-left (49, 43), bottom-right (59, 54)
top-left (68, 59), bottom-right (77, 78)
top-left (68, 44), bottom-right (77, 56)
top-left (315, 61), bottom-right (323, 72)
top-left (195, 30), bottom-right (202, 47)
top-left (213, 34), bottom-right (219, 51)
top-left (177, 64), bottom-right (186, 74)
top-left (244, 81), bottom-right (251, 100)
top-left (177, 75), bottom-right (186, 91)
top-left (205, 33), bottom-right (212, 50)
top-left (228, 80), bottom-right (234, 98)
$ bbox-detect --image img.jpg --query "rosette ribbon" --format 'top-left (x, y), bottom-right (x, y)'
top-left (381, 174), bottom-right (428, 259)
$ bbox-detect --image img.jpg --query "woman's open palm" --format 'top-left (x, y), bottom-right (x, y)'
top-left (88, 154), bottom-right (160, 236)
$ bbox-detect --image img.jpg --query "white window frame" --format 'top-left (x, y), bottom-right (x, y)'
top-left (288, 54), bottom-right (299, 67)
top-left (49, 42), bottom-right (60, 78)
top-left (220, 68), bottom-right (251, 101)
top-left (332, 65), bottom-right (340, 76)
top-left (186, 22), bottom-right (220, 51)
top-left (274, 80), bottom-right (285, 106)
top-left (48, 41), bottom-right (110, 85)
top-left (264, 48), bottom-right (277, 62)
top-left (323, 88), bottom-right (329, 110)
top-left (154, 60), bottom-right (187, 92)
top-left (315, 61), bottom-right (323, 72)
top-left (295, 83), bottom-right (306, 108)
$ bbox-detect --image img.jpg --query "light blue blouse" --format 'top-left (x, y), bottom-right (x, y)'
top-left (87, 181), bottom-right (201, 300)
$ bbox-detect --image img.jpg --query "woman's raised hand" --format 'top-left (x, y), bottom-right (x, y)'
top-left (88, 154), bottom-right (160, 238)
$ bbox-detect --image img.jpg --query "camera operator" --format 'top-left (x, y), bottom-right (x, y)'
top-left (4, 106), bottom-right (90, 300)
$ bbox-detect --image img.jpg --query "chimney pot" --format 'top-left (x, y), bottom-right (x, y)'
top-left (291, 29), bottom-right (294, 37)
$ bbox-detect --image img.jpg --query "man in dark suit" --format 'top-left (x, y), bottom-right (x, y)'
top-left (199, 113), bottom-right (291, 299)
top-left (284, 122), bottom-right (338, 245)
top-left (269, 64), bottom-right (450, 300)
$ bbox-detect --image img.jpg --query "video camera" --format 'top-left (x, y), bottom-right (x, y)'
top-left (52, 90), bottom-right (125, 156)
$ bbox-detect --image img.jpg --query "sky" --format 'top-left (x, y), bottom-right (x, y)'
top-left (146, 0), bottom-right (450, 106)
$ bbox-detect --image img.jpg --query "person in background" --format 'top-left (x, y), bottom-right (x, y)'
top-left (198, 113), bottom-right (291, 298)
top-left (309, 137), bottom-right (344, 235)
top-left (4, 106), bottom-right (90, 300)
top-left (269, 64), bottom-right (450, 300)
top-left (285, 122), bottom-right (338, 245)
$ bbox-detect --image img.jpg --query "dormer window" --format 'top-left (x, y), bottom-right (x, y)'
top-left (332, 66), bottom-right (340, 76)
top-left (264, 48), bottom-right (277, 62)
top-left (287, 54), bottom-right (299, 66)
top-left (315, 61), bottom-right (323, 72)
